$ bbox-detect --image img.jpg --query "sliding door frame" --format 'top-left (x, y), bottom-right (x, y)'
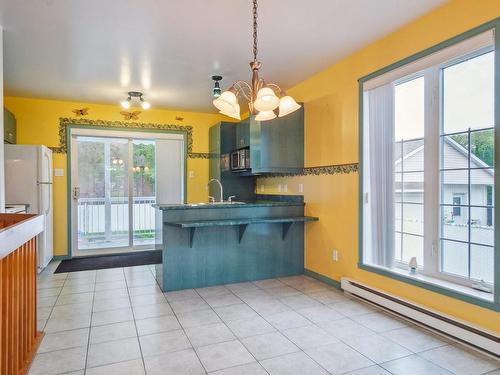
top-left (67, 125), bottom-right (188, 258)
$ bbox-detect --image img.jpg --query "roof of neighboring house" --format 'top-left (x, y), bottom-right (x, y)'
top-left (394, 136), bottom-right (493, 184)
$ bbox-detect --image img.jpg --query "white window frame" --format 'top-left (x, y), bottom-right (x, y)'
top-left (361, 30), bottom-right (496, 294)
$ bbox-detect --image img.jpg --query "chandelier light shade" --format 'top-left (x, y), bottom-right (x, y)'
top-left (255, 110), bottom-right (276, 122)
top-left (254, 87), bottom-right (280, 112)
top-left (213, 0), bottom-right (300, 121)
top-left (213, 90), bottom-right (238, 113)
top-left (219, 103), bottom-right (241, 120)
top-left (278, 96), bottom-right (301, 117)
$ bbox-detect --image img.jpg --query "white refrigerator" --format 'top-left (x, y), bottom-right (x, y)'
top-left (5, 145), bottom-right (54, 272)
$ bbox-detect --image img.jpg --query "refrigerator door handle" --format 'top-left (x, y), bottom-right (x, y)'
top-left (46, 183), bottom-right (51, 215)
top-left (37, 181), bottom-right (53, 185)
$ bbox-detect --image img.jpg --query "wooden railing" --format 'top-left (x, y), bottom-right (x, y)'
top-left (0, 214), bottom-right (44, 375)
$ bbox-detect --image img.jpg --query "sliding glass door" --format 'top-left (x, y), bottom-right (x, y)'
top-left (71, 129), bottom-right (184, 256)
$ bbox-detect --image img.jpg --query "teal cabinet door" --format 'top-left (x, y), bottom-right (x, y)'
top-left (235, 120), bottom-right (250, 149)
top-left (4, 108), bottom-right (16, 144)
top-left (209, 124), bottom-right (221, 196)
top-left (250, 106), bottom-right (304, 173)
top-left (209, 122), bottom-right (256, 201)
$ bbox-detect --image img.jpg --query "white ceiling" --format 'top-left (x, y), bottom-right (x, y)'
top-left (0, 0), bottom-right (447, 112)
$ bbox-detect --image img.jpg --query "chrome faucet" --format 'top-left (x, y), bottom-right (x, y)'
top-left (207, 179), bottom-right (223, 203)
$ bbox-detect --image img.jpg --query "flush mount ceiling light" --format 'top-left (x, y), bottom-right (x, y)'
top-left (213, 0), bottom-right (300, 121)
top-left (120, 91), bottom-right (151, 110)
top-left (212, 76), bottom-right (223, 98)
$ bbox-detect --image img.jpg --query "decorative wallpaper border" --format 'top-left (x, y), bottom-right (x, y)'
top-left (189, 152), bottom-right (213, 159)
top-left (51, 118), bottom-right (204, 158)
top-left (259, 163), bottom-right (359, 178)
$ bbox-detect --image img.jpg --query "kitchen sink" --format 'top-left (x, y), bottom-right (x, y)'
top-left (187, 201), bottom-right (246, 207)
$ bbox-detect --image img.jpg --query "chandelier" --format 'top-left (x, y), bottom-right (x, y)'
top-left (213, 0), bottom-right (301, 121)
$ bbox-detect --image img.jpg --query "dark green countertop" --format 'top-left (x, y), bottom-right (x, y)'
top-left (153, 200), bottom-right (305, 210)
top-left (164, 216), bottom-right (318, 228)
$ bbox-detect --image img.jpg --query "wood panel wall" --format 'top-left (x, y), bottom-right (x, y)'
top-left (0, 217), bottom-right (43, 375)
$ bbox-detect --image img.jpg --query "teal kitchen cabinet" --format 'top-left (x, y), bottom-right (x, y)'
top-left (4, 108), bottom-right (16, 144)
top-left (209, 122), bottom-right (255, 201)
top-left (209, 123), bottom-right (221, 192)
top-left (235, 120), bottom-right (250, 149)
top-left (249, 105), bottom-right (304, 174)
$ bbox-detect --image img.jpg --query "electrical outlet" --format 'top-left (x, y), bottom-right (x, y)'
top-left (332, 249), bottom-right (339, 262)
top-left (283, 184), bottom-right (288, 192)
top-left (260, 185), bottom-right (265, 192)
top-left (189, 170), bottom-right (195, 178)
top-left (298, 183), bottom-right (304, 193)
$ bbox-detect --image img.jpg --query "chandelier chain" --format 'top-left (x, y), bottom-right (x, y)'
top-left (252, 0), bottom-right (258, 62)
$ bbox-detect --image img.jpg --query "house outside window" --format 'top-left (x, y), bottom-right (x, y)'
top-left (361, 26), bottom-right (497, 303)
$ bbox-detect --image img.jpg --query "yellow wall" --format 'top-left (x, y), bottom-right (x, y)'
top-left (258, 0), bottom-right (500, 333)
top-left (4, 0), bottom-right (499, 333)
top-left (4, 96), bottom-right (226, 257)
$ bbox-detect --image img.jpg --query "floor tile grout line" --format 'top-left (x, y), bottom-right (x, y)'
top-left (123, 267), bottom-right (149, 375)
top-left (37, 266), bottom-right (70, 334)
top-left (82, 273), bottom-right (97, 375)
top-left (145, 264), bottom-right (209, 374)
top-left (201, 282), bottom-right (335, 375)
top-left (197, 289), bottom-right (271, 374)
top-left (380, 351), bottom-right (458, 375)
top-left (228, 280), bottom-right (387, 375)
top-left (241, 286), bottom-right (342, 375)
top-left (414, 344), bottom-right (496, 375)
top-left (336, 331), bottom-right (416, 369)
top-left (160, 285), bottom-right (215, 374)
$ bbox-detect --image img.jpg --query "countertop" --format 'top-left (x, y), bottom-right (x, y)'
top-left (163, 216), bottom-right (318, 228)
top-left (153, 200), bottom-right (305, 210)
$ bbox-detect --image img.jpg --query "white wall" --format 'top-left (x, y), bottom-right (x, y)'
top-left (0, 27), bottom-right (4, 212)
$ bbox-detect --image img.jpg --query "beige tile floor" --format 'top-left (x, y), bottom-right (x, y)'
top-left (31, 262), bottom-right (500, 375)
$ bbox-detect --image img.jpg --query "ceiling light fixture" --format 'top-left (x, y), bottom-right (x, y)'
top-left (212, 76), bottom-right (222, 98)
top-left (120, 91), bottom-right (151, 110)
top-left (213, 0), bottom-right (300, 121)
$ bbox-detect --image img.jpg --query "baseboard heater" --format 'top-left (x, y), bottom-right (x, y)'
top-left (340, 277), bottom-right (500, 358)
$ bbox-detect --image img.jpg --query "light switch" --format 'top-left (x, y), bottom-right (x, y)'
top-left (189, 170), bottom-right (195, 178)
top-left (54, 168), bottom-right (64, 177)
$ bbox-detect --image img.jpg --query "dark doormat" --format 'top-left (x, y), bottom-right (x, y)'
top-left (54, 250), bottom-right (162, 273)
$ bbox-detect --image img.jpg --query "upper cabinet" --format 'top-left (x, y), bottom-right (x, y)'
top-left (249, 105), bottom-right (304, 174)
top-left (4, 108), bottom-right (17, 144)
top-left (235, 120), bottom-right (250, 149)
top-left (209, 122), bottom-right (255, 200)
top-left (209, 105), bottom-right (304, 189)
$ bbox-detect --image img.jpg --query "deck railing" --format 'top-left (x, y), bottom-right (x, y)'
top-left (77, 196), bottom-right (156, 237)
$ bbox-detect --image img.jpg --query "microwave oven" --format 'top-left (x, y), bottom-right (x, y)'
top-left (231, 148), bottom-right (250, 171)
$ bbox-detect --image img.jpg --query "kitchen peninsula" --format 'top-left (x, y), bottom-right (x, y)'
top-left (154, 195), bottom-right (317, 291)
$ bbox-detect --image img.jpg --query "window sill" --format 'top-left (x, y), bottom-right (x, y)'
top-left (358, 263), bottom-right (499, 311)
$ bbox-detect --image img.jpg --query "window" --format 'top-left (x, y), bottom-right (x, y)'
top-left (394, 77), bottom-right (425, 266)
top-left (361, 28), bottom-right (497, 302)
top-left (452, 195), bottom-right (462, 217)
top-left (440, 51), bottom-right (495, 285)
